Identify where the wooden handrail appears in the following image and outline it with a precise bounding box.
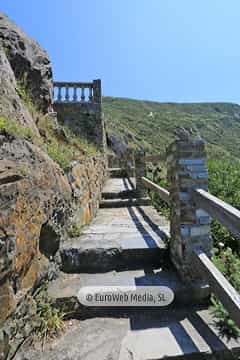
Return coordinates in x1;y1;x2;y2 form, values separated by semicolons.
193;188;240;240
141;177;170;204
193;249;240;328
140;161;240;328
145;154;166;163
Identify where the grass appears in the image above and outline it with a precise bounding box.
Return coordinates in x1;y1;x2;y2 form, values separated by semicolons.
110;97;240;339
37;301;65;344
34;284;65;346
0;111;98;172
0;116;37;142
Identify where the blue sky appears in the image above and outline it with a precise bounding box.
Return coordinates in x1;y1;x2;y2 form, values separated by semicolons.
1;0;240;103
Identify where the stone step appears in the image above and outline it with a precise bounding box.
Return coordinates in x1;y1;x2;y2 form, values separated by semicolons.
100;197;151;208
108;167;135;178
102;189;137;200
61;206;170;273
116;309;240;359
61;244;168;273
102;177;135;193
17;308;240;359
48;269;210;319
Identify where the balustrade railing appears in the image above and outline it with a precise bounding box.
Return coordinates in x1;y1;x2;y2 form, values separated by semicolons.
53;79;101;104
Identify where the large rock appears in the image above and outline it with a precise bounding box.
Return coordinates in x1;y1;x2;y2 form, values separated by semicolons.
0;135;72;326
0;12;53;113
0;48;40;135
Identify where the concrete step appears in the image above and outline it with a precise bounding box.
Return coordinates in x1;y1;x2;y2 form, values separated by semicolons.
102;189;137;200
18;309;240;359
48;269;210;319
61;244;168;273
108;167;135;178
61;206;170;273
100;197;151;208
102;177;135;193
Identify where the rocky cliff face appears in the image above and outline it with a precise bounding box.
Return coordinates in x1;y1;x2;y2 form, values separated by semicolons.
0;13;106;358
0;48;40;134
0;12;53;113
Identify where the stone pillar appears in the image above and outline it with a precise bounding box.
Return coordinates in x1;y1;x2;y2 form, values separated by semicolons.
135;149;147;197
167;137;211;282
93;79;102;104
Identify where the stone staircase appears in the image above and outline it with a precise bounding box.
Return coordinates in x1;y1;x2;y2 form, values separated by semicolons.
43;176;240;360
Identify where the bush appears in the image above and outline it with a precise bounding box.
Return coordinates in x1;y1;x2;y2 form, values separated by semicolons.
67;223;82;238
147;165;170;219
208;159;240;253
45;136;75;172
211;247;240;338
0;116;36;141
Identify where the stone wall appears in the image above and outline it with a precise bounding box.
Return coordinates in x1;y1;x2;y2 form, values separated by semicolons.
0;147;106;328
0;153;107;359
67;154;107;228
54;102;106;151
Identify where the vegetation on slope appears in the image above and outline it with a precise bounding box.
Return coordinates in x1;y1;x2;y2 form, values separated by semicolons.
103;97;240;161
2;83;98;172
104;96;240;338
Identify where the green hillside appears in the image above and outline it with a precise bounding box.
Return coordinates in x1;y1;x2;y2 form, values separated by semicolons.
103;97;240;161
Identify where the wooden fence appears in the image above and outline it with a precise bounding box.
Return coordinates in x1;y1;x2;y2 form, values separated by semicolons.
139;153;240;328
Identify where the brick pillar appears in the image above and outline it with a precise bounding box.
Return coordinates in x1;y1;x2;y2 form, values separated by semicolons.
135;150;147;197
167;137;211;282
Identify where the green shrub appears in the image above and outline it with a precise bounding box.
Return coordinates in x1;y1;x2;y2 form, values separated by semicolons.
45;137;75;172
63;126;98;157
211;247;240;339
34;285;65;345
0;116;36;141
37;301;65;344
67;222;82;238
211;297;240;339
208;159;240;253
147;165;170;219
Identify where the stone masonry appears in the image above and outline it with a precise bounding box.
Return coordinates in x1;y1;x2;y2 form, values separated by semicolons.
167;137;211;282
53;80;106;152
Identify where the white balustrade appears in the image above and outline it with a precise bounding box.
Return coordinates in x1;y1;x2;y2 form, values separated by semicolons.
53;80;101;103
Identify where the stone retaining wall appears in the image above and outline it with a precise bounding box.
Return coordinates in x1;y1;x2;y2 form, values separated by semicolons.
68;154;107;228
54;102;106;152
0;151;107;359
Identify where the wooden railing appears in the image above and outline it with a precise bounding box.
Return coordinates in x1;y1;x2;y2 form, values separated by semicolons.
141;177;170;204
140;169;240;328
193;188;240;241
53;79;101;103
193;249;240;327
144;154;165;163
